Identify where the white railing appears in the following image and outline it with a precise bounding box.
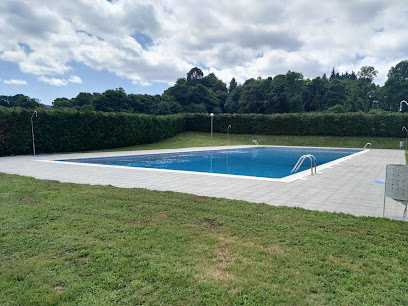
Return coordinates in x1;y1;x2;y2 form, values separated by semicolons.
291;154;317;175
363;143;372;151
251;140;259;146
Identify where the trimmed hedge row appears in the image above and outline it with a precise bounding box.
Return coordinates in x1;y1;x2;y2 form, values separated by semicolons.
186;112;408;137
0;108;186;156
1;109;407;156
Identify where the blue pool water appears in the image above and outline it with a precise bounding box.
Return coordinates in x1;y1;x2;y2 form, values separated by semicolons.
62;147;360;179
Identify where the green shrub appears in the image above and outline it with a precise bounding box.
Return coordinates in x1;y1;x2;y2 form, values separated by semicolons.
186;112;408;137
1;109;407;156
0;108;186;156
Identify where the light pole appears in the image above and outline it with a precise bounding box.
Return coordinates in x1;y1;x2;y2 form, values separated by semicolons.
403;126;408;152
400;100;408;112
31;111;37;156
210;113;214;141
227;125;231;145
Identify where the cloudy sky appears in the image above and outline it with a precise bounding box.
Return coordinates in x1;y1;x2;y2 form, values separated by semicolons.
0;0;407;105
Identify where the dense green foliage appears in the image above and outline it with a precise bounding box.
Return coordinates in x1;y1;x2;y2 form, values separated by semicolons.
49;61;408;115
0;94;44;109
0;108;185;156
186;112;408;137
1;106;407;156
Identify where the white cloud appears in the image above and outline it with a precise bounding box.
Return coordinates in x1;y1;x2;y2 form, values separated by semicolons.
39;75;82;86
68;75;82;84
3;79;28;85
1;0;408;87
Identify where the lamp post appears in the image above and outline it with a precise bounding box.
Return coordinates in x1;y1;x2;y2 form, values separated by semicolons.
400;100;408;112
403;126;408;152
227;125;231;145
210;113;214;141
31;111;37;156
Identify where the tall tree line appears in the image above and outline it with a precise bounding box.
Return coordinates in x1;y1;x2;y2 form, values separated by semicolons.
0;94;43;109
46;59;408;114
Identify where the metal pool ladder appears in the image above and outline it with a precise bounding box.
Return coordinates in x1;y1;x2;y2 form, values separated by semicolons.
363;143;372;150
251;140;259;146
291;154;317;175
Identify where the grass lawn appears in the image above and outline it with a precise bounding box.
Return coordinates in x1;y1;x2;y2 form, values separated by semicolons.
94;131;405;152
1;133;408;304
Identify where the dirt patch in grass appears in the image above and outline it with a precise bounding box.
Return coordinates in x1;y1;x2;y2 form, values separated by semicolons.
201;218;220;228
54;286;65;294
208;236;233;281
19;196;41;205
155;213;168;219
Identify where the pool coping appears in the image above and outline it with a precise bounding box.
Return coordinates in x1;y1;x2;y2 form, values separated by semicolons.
0;146;406;221
37;145;369;183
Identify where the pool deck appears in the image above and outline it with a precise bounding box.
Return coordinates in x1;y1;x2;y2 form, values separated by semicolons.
1;146;406;221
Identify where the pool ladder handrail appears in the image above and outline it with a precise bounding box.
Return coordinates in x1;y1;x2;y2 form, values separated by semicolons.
291;154;317;175
251;140;259;146
363;143;372;151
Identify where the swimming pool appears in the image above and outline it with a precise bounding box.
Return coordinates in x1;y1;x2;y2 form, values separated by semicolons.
61;146;361;179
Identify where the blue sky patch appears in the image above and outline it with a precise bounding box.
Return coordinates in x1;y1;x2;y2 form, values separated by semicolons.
131;33;154;50
18;42;33;54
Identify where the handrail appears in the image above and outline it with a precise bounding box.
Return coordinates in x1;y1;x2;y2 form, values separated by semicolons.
291;154;317;175
363;143;372;151
251;140;259;146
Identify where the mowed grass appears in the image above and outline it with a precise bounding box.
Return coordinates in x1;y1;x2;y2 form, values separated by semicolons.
1;174;408;305
94;131;404;152
1;133;408;304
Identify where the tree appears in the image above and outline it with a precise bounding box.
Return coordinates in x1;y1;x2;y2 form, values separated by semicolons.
100;89;130;112
284;71;305;112
73;92;93;107
92;94;111;112
387;60;408;82
224;85;242;113
188;84;221;113
304;76;328;112
200;73;217;90
344;83;365;112
237;78;266;113
128;94;157;114
355;67;378;111
330;67;337;80
162;78;189;106
383;60;408;110
53;97;72;108
12;94;42;108
229;77;237;92
186;67;204;86
357;66;378;82
215;79;228;93
323;79;346;109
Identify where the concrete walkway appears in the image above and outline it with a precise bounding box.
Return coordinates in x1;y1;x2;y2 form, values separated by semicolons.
0;146;406;221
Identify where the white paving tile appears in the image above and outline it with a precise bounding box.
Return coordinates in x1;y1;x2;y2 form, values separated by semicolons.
0;147;406;221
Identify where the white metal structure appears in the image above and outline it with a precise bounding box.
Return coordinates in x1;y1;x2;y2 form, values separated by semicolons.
251;140;259;146
383;164;408;220
399;100;408;112
227;125;231;145
291;154;317;175
31;111;37;156
363;142;372;151
402;126;408;151
210;113;214;141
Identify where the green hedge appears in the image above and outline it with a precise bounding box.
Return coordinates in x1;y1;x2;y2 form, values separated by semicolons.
1;109;407;156
0;108;186;156
186;112;408;137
